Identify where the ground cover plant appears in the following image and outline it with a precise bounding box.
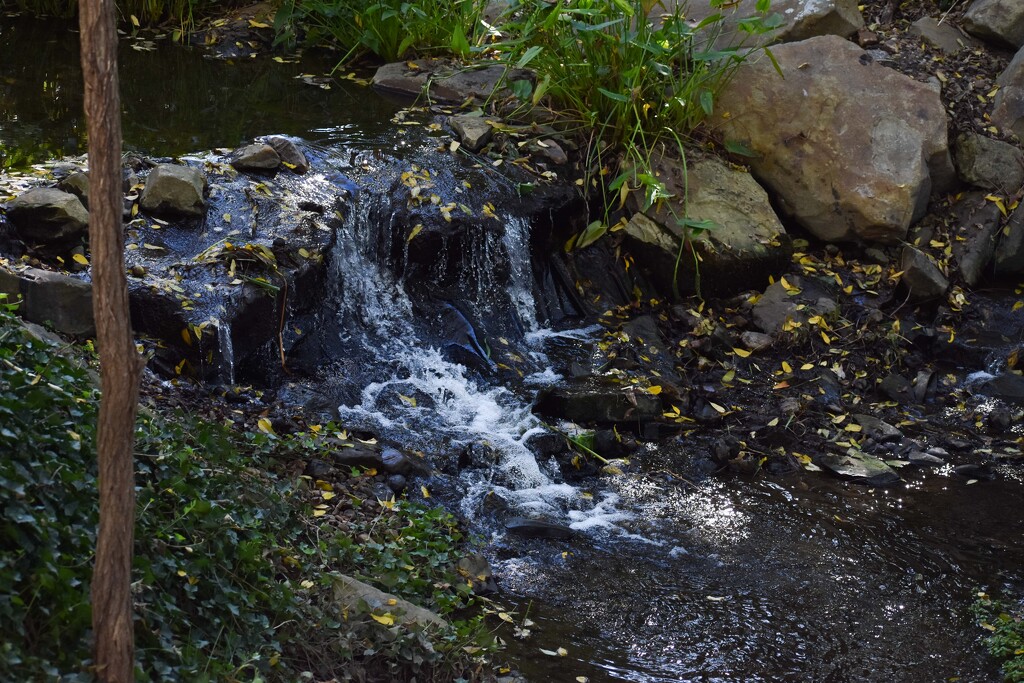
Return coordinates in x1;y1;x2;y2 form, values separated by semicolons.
974;591;1024;682
0;297;495;681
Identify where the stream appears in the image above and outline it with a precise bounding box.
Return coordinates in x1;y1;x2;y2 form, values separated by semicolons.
2;18;1023;682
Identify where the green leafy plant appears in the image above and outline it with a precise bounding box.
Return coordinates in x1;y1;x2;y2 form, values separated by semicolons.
274;0;487;63
0;298;495;681
974;590;1024;682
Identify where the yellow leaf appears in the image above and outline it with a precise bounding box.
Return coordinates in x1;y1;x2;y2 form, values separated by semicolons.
180;328;192;346
821;331;831;344
767;417;779;426
371;613;395;626
800;363;814;370
248;19;272;28
420;485;430;498
72;253;89;265
781;361;792;373
322;491;336;500
315;480;333;491
844;423;862;432
257;417;276;435
732;347;751;358
378;496;395;510
722;369;735;384
223;212;231;223
647;385;663;395
398;394;417;407
130;14;140;26
709;402;726;414
407;224;423;242
498;612;514;623
312;509;327;517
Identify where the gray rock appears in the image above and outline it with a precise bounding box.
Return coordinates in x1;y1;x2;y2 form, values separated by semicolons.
266;136;309;174
852;414;902;441
962;0;1024;49
879;373;914;403
533;379;663;424
332;574;449;629
449;114;493;152
330;443;384;470
529;138;568;165
506;517;573;539
0;266;94;336
230;143;281;172
740;330;774;351
387;474;407;493
373;60;531;104
819;449;901;486
950;191;1002;286
381;447;431;476
5;188;89;245
751;274;839;337
909;16;984;54
58;171;91;209
676;0;863;48
980;372;1024;403
993;46;1024;139
908;450;945;466
717;35;955;244
994;203;1024;275
140;164;206;218
623;154;790;296
900;247;948;301
953;133;1024;192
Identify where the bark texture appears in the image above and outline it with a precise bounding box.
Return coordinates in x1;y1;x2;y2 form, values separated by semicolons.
79;1;145;681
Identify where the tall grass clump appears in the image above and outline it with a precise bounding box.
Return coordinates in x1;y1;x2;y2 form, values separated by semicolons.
274;0;488;62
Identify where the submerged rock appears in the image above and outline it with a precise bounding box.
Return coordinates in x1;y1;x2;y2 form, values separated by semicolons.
717;35;954;244
819;450;901;486
266;136;309;174
4;188;89;245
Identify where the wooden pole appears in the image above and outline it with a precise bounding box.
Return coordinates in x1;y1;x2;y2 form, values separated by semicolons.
79;2;145;680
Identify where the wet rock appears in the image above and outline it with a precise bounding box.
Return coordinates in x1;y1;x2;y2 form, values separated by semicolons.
332;574;449;629
230;143;281;172
899;247;948;302
962;0;1024;49
506;517;573;540
950;191;1002;286
953;133;1024;193
953;463;998;480
994;202;1024;276
717;35;955;244
4;188;89;245
593;428;638;459
533;379;663;424
387;474;407;493
909;17;983;54
992;47;1024;139
679;0;862;47
907;450;945;466
528;138;568;165
449;114;492;152
381;447;431;476
0;266;94;336
457;552;498;595
623;154;790;296
740;330;774;352
140;163;206;218
266;136;309;174
58;171;90;209
330;443;385;470
980;372;1024;404
852;414;902;442
819;449;901;486
751;274;839;337
373;59;531;104
878;373;914;403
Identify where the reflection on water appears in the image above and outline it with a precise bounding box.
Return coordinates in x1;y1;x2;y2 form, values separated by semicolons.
0;17;398;169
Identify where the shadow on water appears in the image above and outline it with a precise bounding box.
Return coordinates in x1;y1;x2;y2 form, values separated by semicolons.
0;16;398;169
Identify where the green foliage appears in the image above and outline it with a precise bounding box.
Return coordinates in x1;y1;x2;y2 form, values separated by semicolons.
274;0;487;63
0;299;493;681
973;591;1024;682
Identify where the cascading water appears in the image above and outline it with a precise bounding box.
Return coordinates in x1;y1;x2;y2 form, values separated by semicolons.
327;190;623;526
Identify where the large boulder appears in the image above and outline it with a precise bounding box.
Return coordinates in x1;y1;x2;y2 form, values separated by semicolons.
0;266;94;336
140;164;206;218
4;188;89;245
952;132;1024;192
623;154;790;295
992;47;1024;139
962;0;1024;49
674;0;863;47
716;35;955;244
950;192;1001;286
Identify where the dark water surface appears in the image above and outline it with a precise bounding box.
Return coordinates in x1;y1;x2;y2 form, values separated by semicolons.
0;16;397;169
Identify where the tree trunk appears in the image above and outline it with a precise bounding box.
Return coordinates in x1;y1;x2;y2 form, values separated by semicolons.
79;1;145;681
